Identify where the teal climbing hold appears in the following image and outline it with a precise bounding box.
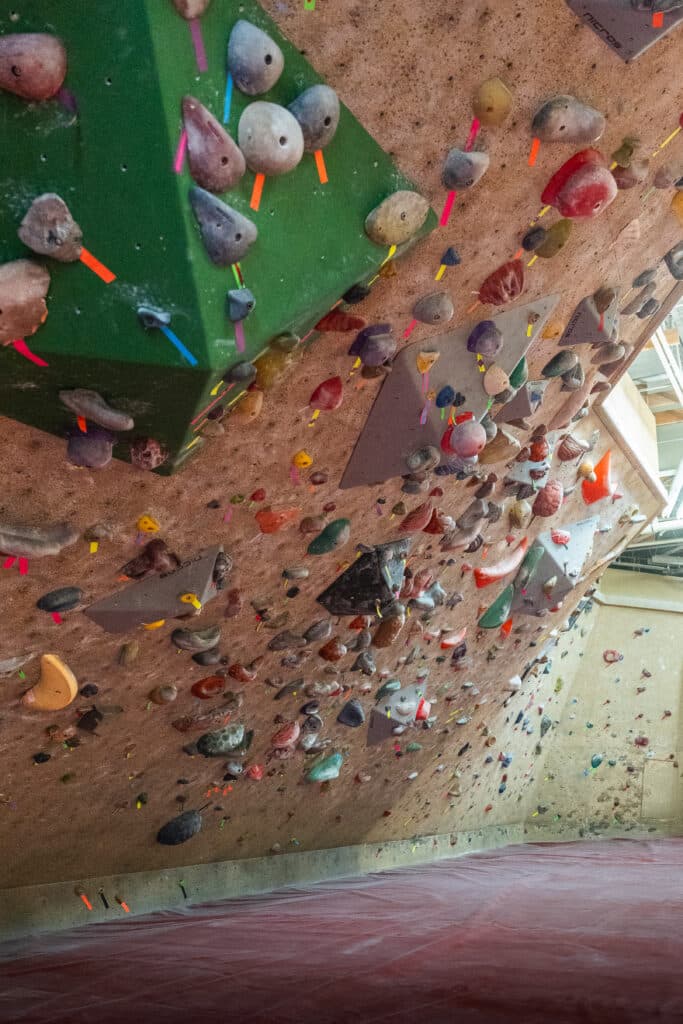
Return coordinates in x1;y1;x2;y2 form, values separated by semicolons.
306;752;343;782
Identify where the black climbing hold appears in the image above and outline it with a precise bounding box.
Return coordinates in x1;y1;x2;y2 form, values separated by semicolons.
343;283;371;304
317;539;410;615
337;698;365;727
36;586;83;613
33;751;51;764
79;683;99;697
156;809;203;846
521;226;547;252
77;707;103;733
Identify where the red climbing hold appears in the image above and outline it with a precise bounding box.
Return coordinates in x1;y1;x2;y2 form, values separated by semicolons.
315;310;366;332
191;676;226;699
541;149;617;219
309;375;343;411
478;259;525;305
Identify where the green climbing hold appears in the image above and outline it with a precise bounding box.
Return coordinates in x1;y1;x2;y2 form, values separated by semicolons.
508;357;528;391
406;742;422;752
535;219;572;259
514;543;545;590
375;679;401;701
307;518;351;555
591;754;603;769
306;752;343;782
478;583;514;629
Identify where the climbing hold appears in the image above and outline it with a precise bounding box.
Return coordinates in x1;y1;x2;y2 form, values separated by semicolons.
557;433;590;461
373;605;405;647
441;246;461;266
654;164;676;189
637;299;661;319
156;809;202;846
442;149;489;190
21;654;78;711
232;389;263;423
467;320;503;358
226;287;256;322
171;625;221;652
66;428;114;469
306;752;343;782
227;20;284;96
197;724;246;756
189;187;257;265
664;242;683;281
435;387;456;409
542;350;578;378
672;192;683;226
590;754;603;769
59;390;134;432
130;438;168;470
541;149;617;219
561;362;585;391
448;418;487;458
472;77;513;126
224;360;257;385
612;158;649;190
532;480;564;517
0;520;78;558
483;364;510;396
0;259;50;345
18;194;82;262
238;102;304;175
182;96;246;192
632;268;657;289
531;96;605;144
406;446;441;472
191;676;225;699
337;698;365;727
535;219;572;259
300;515;326;534
0;33;67;101
593;343;625;367
150;684;178;704
508;499;532;529
349;324;396;366
413;291;454;325
578;459;596;481
307;518;351;555
292;449;312;470
319;637;347;661
582;450;612;504
36;587;83;613
289;84;340;151
364;191;430;247
416;351;440;374
399;500;434;532
478;260;525;305
309;376;343;410
478;584;514;629
119;539;179;580
304;620;332;643
521;226;547;252
603;649;622;664
173;0;211;16
474;538;529;588
316;310;366;332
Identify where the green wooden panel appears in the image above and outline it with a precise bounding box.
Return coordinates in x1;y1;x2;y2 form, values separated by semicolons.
0;0;436;472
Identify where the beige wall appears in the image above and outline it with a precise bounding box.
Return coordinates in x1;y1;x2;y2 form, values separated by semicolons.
529;569;683;836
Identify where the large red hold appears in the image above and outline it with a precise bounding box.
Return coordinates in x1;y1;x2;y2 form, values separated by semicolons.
541;149;617;219
532;480;564;518
309;376;343;410
478;260;525;305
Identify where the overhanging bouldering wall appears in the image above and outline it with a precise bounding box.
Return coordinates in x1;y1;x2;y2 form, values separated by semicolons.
0;0;680;894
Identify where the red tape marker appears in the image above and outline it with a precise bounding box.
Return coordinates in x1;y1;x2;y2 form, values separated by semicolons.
12;338;49;367
439;190;457;227
80;247;116;284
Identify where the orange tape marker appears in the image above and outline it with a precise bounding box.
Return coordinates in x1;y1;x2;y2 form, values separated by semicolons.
314;149;328;184
79;247;116;284
250;173;265;211
528;137;541;167
652;11;664;27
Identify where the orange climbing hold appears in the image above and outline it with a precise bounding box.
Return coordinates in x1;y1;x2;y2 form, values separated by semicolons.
255;506;301;533
582;450;612;504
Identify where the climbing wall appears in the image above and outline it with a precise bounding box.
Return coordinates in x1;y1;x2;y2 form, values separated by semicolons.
0;0;680;891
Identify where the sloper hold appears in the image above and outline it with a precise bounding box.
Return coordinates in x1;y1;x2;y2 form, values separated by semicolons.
0;259;50;344
18;194;83;262
442;149;490;190
531;95;605;144
227;20;284;96
182;96;246;192
317;539;410;615
59;390;134;431
365;191;430;247
664;242;683;281
289;84;340;151
341;295;559;489
238;102;304;175
21;654;78;711
84;546;225;633
541;149;617;219
0;521;78;558
189;187;257;265
0;33;67;100
156;809;202;845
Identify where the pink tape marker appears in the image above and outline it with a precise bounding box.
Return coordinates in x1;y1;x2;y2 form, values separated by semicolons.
234;321;246;353
12;339;49;367
51;612;63;625
18;558;28;576
174;129;188;174
403;319;418;340
3;557;16;570
464;117;481;152
189;19;208;73
439;191;456;227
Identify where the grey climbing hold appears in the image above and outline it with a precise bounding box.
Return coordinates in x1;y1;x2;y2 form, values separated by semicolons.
189;187;257;266
337;698;365;727
59;389;134;431
172;625;221;652
364;191;430;247
238;102;304;175
413;291;454;325
442;149;489;190
156;809;202;846
66;428;115;469
196;723;246;756
592;342;625;366
18;194;82;262
182;95;246;192
622;283;656;315
36;587;83;613
226;287;255;322
405;445;441;473
632;268;656;288
542;349;578;378
0;521;79;558
531;95;605;144
349;324;396;366
223;360;257;385
637;298;661;319
227;20;284;96
268;630;306;651
561;361;585;391
664;242;683;281
304;620;332;643
137;305;171;330
289;84;340;151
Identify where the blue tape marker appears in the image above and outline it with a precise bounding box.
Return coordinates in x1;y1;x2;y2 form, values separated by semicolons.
223;73;233;125
160;325;198;367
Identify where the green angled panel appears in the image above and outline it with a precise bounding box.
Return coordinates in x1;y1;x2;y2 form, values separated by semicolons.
0;0;436;473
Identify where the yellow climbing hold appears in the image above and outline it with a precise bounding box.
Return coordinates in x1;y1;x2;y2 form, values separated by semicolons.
136;514;160;534
180;592;202;611
142;619;166;630
292;449;313;470
21;654;78;711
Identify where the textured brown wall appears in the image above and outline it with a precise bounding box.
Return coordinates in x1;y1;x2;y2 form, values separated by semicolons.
1;0;680;888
